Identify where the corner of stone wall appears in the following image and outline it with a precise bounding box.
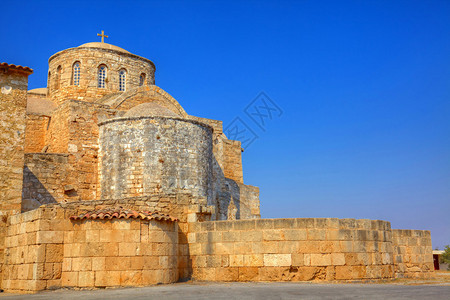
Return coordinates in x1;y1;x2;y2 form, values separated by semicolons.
391;229;434;278
2;205;66;292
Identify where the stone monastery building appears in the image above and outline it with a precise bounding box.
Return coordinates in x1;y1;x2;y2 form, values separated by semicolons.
0;37;434;292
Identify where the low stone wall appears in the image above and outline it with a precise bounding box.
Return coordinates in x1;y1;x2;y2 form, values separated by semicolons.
392;229;434;278
188;218;394;282
62;218;178;288
2;208;64;292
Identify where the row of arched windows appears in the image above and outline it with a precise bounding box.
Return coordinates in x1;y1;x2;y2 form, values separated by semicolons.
52;63;147;91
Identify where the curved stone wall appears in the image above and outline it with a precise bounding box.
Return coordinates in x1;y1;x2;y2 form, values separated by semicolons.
188;218;396;281
61;218;178;287
98;117;213;202
48;47;155;104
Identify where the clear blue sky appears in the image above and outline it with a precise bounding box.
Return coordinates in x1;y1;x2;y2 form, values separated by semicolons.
2;0;449;248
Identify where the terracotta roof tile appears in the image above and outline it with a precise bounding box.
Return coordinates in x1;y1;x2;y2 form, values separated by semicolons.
0;62;33;73
70;209;178;222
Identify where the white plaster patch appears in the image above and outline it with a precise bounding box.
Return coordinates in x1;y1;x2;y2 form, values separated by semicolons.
1;86;12;94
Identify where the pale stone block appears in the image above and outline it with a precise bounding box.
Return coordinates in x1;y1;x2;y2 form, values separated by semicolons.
62;258;72;272
331;253;345;266
123;230;140;243
310;253;332;266
308;229;327;241
61;271;78;286
188;243;201;256
215;242;234;255
222;231;240;242
263;254;291;267
234;220;256;230
95;270;121;286
279;241;298;253
119;243;138;256
251;242;264;254
304;253;311;266
262;241;279;254
187;213;197;223
263;229;283;241
292;253;304;266
283;229;307;241
78;271;94;287
85;230;100;242
187;233;196;243
71;257;92;271
92;257;105;271
273;219;295;229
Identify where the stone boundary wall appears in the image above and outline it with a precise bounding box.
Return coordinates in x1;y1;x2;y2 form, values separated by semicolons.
62;218;178;288
2;208;64;292
188;218;395;282
392;229;434;278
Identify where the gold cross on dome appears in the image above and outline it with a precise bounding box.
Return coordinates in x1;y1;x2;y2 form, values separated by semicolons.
97;30;109;43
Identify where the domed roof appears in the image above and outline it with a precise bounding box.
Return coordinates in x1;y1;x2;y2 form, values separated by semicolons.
28;87;47;95
78;42;130;54
124;102;179;118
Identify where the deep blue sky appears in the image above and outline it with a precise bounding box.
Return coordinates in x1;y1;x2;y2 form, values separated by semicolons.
2;0;449;248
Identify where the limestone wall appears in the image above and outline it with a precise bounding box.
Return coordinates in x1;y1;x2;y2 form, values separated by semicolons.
62;218;178;288
24;115;49;153
22;153;71;212
99;117;213;202
48;47;155;105
45;100;118;201
222;139;243;184
2;207;65;292
0;67;31;214
188;218;395;282
392;229;434;278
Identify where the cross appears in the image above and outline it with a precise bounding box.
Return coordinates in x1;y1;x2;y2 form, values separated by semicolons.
97;30;109;43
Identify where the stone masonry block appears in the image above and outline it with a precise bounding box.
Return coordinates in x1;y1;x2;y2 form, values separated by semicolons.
36;231;63;244
264;254;292;267
310;254;331;266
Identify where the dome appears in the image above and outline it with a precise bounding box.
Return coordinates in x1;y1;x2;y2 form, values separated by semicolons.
28;87;47;95
78;42;130;54
124;102;179;118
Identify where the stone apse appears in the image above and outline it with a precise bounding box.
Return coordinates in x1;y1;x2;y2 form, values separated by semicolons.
0;39;434;293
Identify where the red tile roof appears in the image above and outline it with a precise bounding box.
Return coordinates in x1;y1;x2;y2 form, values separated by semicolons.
0;62;33;74
69;209;178;222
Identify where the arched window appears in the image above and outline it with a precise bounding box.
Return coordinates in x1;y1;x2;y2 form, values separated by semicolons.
139;73;146;86
72;62;80;86
98;65;107;88
55;66;62;89
119;69;127;91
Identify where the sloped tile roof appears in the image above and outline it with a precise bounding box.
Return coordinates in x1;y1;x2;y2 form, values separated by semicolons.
0;62;33;73
69;209;178;222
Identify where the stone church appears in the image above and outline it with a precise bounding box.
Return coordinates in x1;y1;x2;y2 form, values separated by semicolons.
0;36;434;293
